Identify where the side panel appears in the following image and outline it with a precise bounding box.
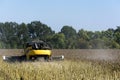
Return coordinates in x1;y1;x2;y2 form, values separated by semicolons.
28;50;52;56
26;50;52;60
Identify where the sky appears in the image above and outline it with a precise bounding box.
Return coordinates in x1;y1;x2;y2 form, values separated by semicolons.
0;0;120;32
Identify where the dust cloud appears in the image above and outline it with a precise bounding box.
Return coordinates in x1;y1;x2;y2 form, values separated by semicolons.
86;50;118;61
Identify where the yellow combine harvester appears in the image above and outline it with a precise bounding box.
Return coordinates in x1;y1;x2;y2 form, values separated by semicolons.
2;40;64;62
24;40;52;61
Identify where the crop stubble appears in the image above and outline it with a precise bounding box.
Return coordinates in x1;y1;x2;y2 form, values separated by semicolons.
0;49;120;80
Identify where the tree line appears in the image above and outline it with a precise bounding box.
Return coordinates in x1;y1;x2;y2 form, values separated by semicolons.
0;21;120;49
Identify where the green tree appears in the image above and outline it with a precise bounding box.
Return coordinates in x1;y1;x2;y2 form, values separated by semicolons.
51;33;65;49
27;21;55;41
60;26;77;49
76;39;89;49
90;38;106;49
114;26;120;45
0;22;19;48
77;29;90;41
16;23;29;48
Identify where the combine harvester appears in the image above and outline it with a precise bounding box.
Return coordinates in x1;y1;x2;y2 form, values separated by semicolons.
2;40;64;62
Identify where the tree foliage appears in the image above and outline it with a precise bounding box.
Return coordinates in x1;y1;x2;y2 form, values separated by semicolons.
0;21;120;49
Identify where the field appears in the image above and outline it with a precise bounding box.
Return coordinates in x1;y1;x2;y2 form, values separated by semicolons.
0;49;120;80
